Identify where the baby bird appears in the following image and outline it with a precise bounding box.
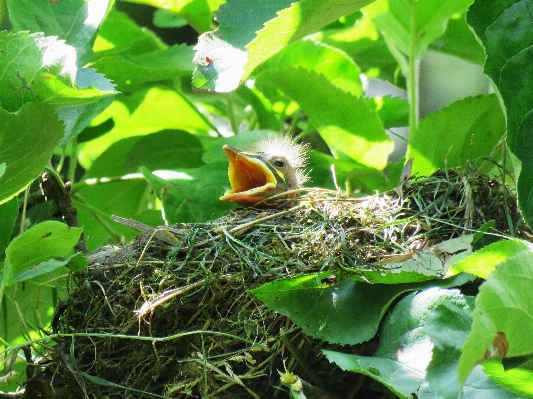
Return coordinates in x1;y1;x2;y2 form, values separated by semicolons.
220;136;309;207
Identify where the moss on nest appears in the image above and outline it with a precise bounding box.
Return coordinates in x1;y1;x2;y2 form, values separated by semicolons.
45;169;523;398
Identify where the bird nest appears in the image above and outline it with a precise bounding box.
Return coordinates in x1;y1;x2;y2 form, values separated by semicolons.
44;169;522;399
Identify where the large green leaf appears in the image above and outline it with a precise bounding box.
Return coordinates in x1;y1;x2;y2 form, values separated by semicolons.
407;94;505;175
4;221;82;273
363;0;473;59
0;31;115;112
467;0;533;228
78;87;214;167
458;247;533;383
251;274;473;345
256;68;393;169
259;38;363;96
421;299;473;398
0;221;82;299
374;288;470;363
5;3;116;144
0;102;64;204
192;0;374;92
7;0;113;65
325;289;515;398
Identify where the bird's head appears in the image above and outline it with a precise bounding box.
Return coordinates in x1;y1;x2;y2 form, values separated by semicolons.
220;136;309;207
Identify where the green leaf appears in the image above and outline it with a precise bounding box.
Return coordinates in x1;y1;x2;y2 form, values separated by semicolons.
92;9;166;56
448;239;529;279
251;274;473;345
252;276;393;345
419;298;517;398
429;13;486;65
467;0;533;228
421;299;473;398
0;198;18;255
375;288;470;364
1;221;82;298
256;68;393;169
75;180;159;251
90;44;195;92
84;130;205;177
78;87;214;166
314;16;401;85
141;163;233;224
78;132;186;249
4;221;82;273
66;252;88;272
325;289;511;399
370;95;409;129
0;102;64;204
407;94;505;175
260;38;363;97
348;250;448;284
153;9;188;29
12;252;86;283
483;357;533;398
324;351;424;399
363;0;473;59
6;0;113;65
192;0;374;92
458;247;533;383
58;68;117;145
0;31;115;112
1;267;70;345
123;0;217;32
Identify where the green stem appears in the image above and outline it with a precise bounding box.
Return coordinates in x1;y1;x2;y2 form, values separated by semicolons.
68;139;78;184
408;0;420;136
227;93;239;134
19;186;29;235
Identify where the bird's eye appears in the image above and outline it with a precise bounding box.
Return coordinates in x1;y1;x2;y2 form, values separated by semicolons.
273;159;285;168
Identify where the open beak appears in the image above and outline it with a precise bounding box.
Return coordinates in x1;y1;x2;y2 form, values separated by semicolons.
220;145;278;206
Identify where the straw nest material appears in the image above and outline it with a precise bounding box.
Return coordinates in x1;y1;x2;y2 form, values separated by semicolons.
44;169;522;399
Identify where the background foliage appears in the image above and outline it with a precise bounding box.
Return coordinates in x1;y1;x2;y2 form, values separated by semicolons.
0;0;532;397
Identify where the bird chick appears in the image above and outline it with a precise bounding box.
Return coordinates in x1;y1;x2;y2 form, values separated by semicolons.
220;136;309;207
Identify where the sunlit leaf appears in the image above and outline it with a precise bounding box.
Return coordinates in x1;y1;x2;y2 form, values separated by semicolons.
2;221;82;289
468;0;533;228
458;247;533;383
363;0;473;58
407;94;505;176
192;0;373;92
7;0;112;64
256;68;393;169
0;102;64;204
0;32;115;112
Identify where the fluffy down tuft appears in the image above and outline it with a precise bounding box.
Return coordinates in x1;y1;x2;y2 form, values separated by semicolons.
252;135;310;186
